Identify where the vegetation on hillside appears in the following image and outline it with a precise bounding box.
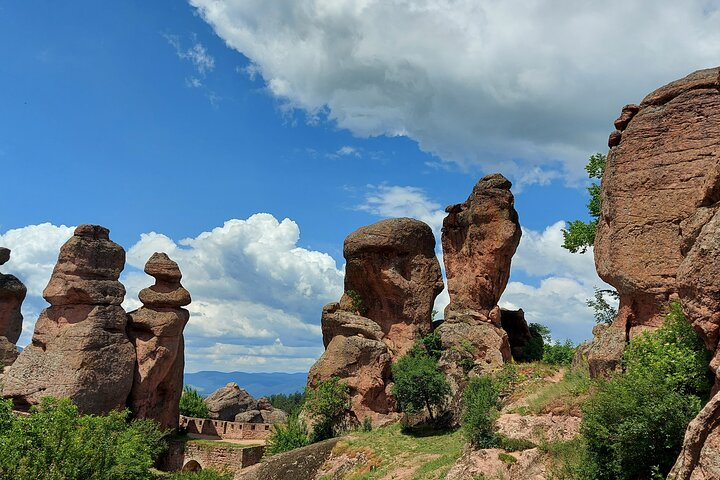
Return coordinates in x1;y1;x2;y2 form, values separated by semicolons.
304;376;351;442
268;391;305;416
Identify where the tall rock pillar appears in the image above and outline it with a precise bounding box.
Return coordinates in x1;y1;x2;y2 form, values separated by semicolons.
0;248;26;367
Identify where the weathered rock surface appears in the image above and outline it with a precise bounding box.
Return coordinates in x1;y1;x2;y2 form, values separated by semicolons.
340;217;443;356
573;324;625;378
127;252;190;431
496;413;581;444
591;67;720;478
438;174;519;382
205;382;258;421
0;248;25;367
442;173;521;319
2;225;135;414
308;335;393;424
237;438;340;480
308;217;443;424
446;447;546;480
500;308;531;361
595;67;720;338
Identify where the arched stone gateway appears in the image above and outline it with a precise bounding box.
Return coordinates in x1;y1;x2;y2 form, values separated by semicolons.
182;460;202;472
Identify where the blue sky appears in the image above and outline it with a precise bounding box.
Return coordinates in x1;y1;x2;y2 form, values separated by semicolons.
1;1;718;373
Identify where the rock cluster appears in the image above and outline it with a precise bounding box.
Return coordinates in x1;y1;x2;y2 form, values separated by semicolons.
205;382;287;424
309;218;443;424
2;225;136;413
0;248;25;367
127;253;191;431
437;174;520;371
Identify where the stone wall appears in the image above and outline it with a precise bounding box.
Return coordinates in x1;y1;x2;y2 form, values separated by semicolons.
162;440;264;478
179;415;274;441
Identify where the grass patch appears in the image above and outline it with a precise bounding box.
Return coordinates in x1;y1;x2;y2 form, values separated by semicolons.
510;367;593;416
498;452;517;465
173;434;263;449
337;423;464;480
496;434;536;452
538;437;587;480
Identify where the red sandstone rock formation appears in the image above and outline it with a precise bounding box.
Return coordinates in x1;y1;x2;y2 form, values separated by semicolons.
500;308;531;361
437;174;520;371
308;217;443;424
1;225;135;414
339;218;444;357
127;252;190;431
0;248;25;367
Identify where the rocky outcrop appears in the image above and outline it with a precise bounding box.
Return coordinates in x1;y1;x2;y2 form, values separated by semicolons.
591;67;720;478
339;218;444;356
206;382;258;421
0;248;25;367
308;218;443;424
595;67;720;338
572;324;625;377
438;174;519;377
127;253;190;430
2;225;135;414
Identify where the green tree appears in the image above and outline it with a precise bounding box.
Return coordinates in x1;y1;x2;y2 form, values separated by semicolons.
266;414;309;455
586;288;619;325
179;386;209;418
520;323;549;362
391;350;450;422
268;392;305;417
0;397;165;480
462;376;500;448
304;377;350;442
579;303;710;479
562;153;606;254
542;340;576;366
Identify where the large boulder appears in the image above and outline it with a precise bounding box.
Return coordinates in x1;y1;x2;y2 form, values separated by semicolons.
439;174;519;373
442;174;521;319
205;382;258;420
339;217;443;356
595;67;720;338
127;253;190;431
2;225;135;414
0;248;25;367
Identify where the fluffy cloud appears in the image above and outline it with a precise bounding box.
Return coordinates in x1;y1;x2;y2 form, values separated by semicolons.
358;185;446;236
1;215;343;372
190;0;720;184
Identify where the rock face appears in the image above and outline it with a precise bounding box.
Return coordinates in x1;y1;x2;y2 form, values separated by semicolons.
438;174;519;376
591;67;720;479
595;67;720;338
2;225;136;413
0;248;25;367
127;253;190;431
206;383;258;421
340;218;444;356
442;174;521;319
308;218;443;424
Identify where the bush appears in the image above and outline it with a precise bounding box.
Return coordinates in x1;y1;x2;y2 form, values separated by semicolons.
522;323;549;362
268;392;305;416
266;414;309;455
462;376;499;448
0;397;166;480
304;377;350;442
391;350;451;422
421;330;443;360
579;303;710;479
542;340;576;366
179;386;209;418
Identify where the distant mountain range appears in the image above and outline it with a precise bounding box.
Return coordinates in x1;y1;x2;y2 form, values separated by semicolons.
184;371;308;398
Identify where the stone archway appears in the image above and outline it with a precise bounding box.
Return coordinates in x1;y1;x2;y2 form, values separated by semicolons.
182;460;202;472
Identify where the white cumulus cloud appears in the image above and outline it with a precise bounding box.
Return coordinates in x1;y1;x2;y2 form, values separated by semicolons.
189;0;720;184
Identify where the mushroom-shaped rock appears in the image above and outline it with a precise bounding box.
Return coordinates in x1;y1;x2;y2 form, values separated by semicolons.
205;382;258;421
340;217;444;357
127;252;191;431
2;225;135;414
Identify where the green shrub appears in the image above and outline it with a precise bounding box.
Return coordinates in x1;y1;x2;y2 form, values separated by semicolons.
391;350;451;422
462;376;499;448
542;340;576;366
304;377;350;442
522;323;549;361
497;434;536;452
179;386;209;418
346;289;367;315
266;414;309;455
492;363;522;397
579;303;710;479
421;330;443;360
0;397;166;480
498;452;517;465
361;417;372;432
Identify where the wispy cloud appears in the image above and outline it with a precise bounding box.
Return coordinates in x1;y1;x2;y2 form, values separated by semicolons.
164;33;215;76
